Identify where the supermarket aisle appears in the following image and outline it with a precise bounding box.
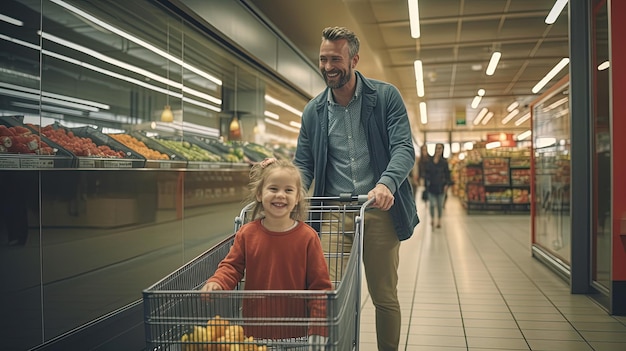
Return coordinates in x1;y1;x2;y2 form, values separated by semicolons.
358;195;626;351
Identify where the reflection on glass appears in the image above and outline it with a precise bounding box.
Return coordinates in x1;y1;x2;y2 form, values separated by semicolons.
532;82;571;264
591;0;610;290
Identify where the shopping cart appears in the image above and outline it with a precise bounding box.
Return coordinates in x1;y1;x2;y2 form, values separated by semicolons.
143;194;372;350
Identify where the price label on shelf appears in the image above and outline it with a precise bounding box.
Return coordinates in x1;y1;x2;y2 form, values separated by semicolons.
20;158;54;168
0;157;20;168
103;160;133;168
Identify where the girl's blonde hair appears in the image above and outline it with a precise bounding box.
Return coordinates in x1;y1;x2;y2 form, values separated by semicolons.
245;158;309;221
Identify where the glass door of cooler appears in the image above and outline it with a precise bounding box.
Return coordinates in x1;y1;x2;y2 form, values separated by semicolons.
531;78;571;266
591;0;611;292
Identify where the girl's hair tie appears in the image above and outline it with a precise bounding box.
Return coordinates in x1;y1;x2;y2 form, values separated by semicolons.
259;157;277;168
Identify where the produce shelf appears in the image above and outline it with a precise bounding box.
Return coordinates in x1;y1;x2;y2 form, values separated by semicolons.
0;116;76;168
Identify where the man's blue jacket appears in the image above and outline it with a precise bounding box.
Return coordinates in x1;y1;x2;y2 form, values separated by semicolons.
294;71;419;241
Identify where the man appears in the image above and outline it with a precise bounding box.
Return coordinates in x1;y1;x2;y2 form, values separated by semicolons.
294;26;419;351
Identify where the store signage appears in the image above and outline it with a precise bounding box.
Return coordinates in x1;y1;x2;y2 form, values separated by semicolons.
487;133;516;147
455;108;466;126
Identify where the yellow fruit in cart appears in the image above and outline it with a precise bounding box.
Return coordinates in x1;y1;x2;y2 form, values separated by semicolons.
215;336;230;351
207;315;230;339
225;325;245;341
256;346;267;351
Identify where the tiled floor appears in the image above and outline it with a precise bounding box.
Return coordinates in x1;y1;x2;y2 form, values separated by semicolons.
357;196;626;351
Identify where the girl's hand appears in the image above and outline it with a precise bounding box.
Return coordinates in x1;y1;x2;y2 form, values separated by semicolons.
201;281;223;292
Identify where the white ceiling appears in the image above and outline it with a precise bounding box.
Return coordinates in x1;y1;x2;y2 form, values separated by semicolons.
245;0;570;143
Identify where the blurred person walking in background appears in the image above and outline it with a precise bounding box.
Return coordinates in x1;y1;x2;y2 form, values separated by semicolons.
424;143;451;229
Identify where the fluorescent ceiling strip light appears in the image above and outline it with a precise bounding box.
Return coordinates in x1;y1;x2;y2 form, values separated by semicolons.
12;101;84;116
264;118;300;133
543;97;568;111
516;130;532;141
473;107;488;125
0;67;40;81
485;52;501;76
50;0;222;86
0;14;23;26
481;111;494;125
43;91;110;110
407;0;421;38
419;102;427;124
180;121;220;137
416;80;425;98
414;60;424;97
289;121;301;128
598;61;610;71
264;95;302;116
501;109;519;125
1;33;221;113
506;101;519;112
545;0;568;24
536;137;557;148
0;33;39;50
41;32;221;105
470;96;482;109
0;82;107;110
554;108;569;118
515;112;531;126
181;96;221;112
0;86;98;112
44;49;221;112
485;141;501;149
264;111;279;120
532;58;569;93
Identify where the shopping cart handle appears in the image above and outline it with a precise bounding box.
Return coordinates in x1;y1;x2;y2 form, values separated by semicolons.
338;193;369;204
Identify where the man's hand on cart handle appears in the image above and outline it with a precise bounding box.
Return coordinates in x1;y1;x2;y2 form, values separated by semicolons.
201;281;223;292
368;183;394;211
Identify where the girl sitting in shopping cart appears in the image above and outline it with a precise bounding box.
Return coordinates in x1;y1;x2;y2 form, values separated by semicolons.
201;157;332;346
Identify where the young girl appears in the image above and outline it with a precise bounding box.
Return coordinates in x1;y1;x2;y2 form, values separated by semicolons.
201;158;331;341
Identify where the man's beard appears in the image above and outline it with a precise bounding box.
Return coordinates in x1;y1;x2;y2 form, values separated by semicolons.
323;67;352;89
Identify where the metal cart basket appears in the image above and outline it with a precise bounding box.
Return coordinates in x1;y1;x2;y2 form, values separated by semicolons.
143;195;372;350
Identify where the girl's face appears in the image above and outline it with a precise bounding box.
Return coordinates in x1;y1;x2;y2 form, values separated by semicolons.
256;168;300;220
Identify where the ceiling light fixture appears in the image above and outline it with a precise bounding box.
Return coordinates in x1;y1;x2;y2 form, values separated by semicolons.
514;112;531;126
545;0;568;25
264;118;300;133
50;0;222;86
419;102;427;124
598;61;610;71
264;95;302;116
473;108;488;125
40;32;222;105
414;60;425;97
531;58;569;93
0;14;24;26
485;52;501;76
506;101;519;112
485;141;501;150
516;130;532;141
477;89;485;96
481;111;494;125
501;109;519;125
471;96;482;109
264;111;279;120
407;0;421;38
1;33;222;113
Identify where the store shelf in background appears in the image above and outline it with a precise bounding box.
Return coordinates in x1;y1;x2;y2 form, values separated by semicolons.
124;131;188;169
0;115;77;168
70;127;146;168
